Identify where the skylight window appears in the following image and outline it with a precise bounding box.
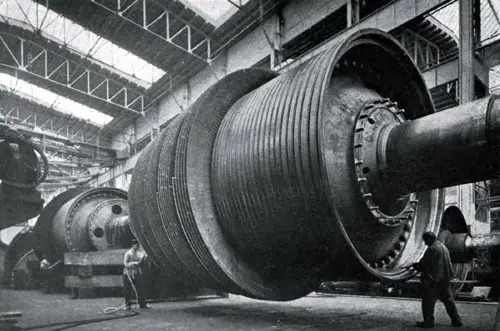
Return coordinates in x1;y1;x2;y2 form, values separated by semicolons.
0;0;166;87
180;0;250;27
431;2;459;36
0;73;113;126
430;1;500;95
431;0;500;44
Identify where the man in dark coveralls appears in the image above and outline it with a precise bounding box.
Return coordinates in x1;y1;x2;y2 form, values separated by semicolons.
412;231;463;328
123;238;150;309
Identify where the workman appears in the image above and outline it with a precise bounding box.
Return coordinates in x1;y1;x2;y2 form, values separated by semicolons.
123;238;150;309
412;231;462;328
39;255;52;293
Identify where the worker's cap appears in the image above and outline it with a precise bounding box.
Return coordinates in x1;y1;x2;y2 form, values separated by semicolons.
422;231;437;240
131;238;139;244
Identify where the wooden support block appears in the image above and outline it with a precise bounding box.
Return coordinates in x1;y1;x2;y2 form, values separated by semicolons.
65;275;123;288
0;312;22;318
64;249;127;266
494;295;500;331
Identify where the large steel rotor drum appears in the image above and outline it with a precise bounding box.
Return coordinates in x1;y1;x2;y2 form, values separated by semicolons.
35;187;130;261
129;29;445;301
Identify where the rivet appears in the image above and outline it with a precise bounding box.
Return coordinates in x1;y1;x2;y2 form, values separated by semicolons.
400;231;410;241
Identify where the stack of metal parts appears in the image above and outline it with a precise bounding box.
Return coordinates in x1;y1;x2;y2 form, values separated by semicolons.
129;29;500;301
0;124;48;229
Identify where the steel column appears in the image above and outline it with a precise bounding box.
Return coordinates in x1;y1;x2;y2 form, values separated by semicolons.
453;0;476;224
460;0;475;104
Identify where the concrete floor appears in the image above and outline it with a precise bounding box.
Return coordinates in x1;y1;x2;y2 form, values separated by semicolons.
0;290;497;331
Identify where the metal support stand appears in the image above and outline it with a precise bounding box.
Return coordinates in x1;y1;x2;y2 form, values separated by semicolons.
494;295;500;331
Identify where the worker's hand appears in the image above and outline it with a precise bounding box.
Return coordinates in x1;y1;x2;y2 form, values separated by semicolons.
408;262;421;271
403;263;414;270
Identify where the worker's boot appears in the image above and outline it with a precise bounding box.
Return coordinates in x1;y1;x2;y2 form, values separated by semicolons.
415;321;434;328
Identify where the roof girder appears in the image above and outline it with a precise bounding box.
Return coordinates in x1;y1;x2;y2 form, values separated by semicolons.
0;92;116;150
0;30;146;115
89;0;212;63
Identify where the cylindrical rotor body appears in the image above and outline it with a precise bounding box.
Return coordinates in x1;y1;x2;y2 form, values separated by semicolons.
385;97;500;196
129;28;500;301
35;188;131;261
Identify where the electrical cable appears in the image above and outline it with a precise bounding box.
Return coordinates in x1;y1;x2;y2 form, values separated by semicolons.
103;272;140;314
18;265;142;331
19;310;139;331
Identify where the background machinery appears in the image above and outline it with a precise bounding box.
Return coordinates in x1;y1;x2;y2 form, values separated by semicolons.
129;28;500;301
32;187;132;297
0;122;48;289
0;123;47;230
3;186;216;300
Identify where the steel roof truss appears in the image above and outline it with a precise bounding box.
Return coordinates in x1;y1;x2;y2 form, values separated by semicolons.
0;33;144;114
1;108;100;147
90;0;211;62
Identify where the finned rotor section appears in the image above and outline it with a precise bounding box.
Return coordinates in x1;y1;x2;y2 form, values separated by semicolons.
129;29;500;301
129;29;448;301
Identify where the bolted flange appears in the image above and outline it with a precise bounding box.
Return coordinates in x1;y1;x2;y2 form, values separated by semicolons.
353;98;418;228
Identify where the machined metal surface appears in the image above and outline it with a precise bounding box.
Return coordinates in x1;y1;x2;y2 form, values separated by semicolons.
465;233;500;249
129;28;500;301
35;188;130;261
437;206;470;289
87;199;131;250
385;97;500;195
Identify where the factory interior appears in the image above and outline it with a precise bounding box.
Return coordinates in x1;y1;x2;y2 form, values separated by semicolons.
1;0;500;330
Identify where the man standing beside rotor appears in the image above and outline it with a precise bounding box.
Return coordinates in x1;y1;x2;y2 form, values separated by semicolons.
123;238;150;310
412;231;462;328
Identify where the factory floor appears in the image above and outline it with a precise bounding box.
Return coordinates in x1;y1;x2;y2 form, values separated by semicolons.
0;289;497;331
